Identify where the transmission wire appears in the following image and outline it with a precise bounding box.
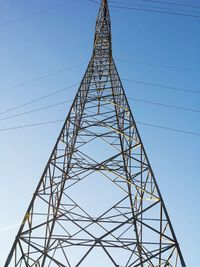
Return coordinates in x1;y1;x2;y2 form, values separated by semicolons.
88;0;200;18
109;4;200;18
0;100;73;121
122;78;200;95
130;0;200;9
116;58;200;72
129;97;200;113
0;118;199;136
0;94;199;123
110;0;200;14
0;83;79;116
0;0;78;27
0;62;86;94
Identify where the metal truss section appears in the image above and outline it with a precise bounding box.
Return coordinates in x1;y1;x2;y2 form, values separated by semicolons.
5;1;185;266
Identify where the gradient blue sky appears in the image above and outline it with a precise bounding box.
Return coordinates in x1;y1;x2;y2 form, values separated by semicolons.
0;0;199;266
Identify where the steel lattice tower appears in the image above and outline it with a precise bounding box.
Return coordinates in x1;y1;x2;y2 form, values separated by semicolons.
5;1;186;266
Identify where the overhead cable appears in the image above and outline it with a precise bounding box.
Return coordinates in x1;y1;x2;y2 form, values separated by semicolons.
0;0;77;27
122;78;200;95
109;4;200;19
0;83;79;116
0;95;199;123
0;118;199;136
0;100;73;121
0;62;85;94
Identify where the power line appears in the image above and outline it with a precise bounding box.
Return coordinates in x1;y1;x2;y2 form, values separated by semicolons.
135;0;200;9
1;58;198;97
111;0;200;10
0;120;65;131
108;2;200;18
88;0;100;4
89;0;200;18
0;62;85;94
129;97;200;113
116;58;200;72
109;0;200;14
0;100;73;121
0;94;199;123
0;118;199;136
0;0;77;27
0;81;199;122
122;78;200;95
137;121;200;136
0;83;79;116
1;74;198;114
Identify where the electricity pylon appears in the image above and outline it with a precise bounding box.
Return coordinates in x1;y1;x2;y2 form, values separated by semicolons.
5;1;186;266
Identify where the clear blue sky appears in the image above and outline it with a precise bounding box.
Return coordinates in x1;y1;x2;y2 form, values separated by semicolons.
0;0;199;266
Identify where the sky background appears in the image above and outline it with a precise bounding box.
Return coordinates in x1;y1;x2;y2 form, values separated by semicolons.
0;0;199;266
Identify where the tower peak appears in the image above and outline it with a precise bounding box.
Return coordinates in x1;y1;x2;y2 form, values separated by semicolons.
93;0;111;55
102;0;107;6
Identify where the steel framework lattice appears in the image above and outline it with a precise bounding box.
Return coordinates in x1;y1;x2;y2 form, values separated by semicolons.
5;1;186;266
